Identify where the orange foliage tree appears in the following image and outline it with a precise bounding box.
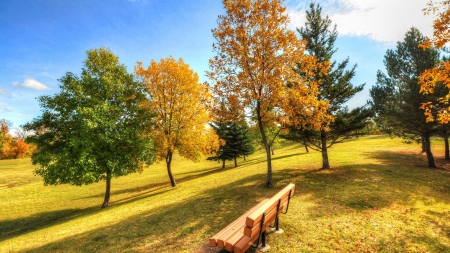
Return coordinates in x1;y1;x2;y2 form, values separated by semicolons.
0;119;13;159
208;0;330;186
0;119;31;159
135;57;219;187
11;139;30;158
419;0;450;123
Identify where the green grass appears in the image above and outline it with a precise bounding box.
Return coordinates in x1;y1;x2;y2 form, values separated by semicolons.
1;136;450;252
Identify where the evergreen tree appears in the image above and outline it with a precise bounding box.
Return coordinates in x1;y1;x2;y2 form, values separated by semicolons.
208;121;255;168
290;2;371;169
370;27;441;168
239;123;255;161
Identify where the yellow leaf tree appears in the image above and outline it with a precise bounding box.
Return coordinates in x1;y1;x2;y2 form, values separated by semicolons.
135;57;219;187
208;0;330;186
419;0;450;123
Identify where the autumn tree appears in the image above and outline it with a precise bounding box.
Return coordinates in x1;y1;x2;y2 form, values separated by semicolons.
419;1;450;123
421;0;450;49
287;2;371;169
135;57;219;187
10;139;29;158
0;119;12;151
0;119;13;159
24;48;155;208
370;27;440;168
208;0;329;186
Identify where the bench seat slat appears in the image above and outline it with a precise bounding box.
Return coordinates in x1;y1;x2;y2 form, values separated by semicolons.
233;232;259;253
209;199;269;247
245;183;295;228
224;227;247;252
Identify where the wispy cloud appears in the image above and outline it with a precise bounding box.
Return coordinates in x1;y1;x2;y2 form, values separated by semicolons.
13;78;51;91
0;105;9;112
40;72;57;79
0;87;7;94
287;0;434;44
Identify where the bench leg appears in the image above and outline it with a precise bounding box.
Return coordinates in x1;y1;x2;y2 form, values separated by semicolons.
257;231;270;252
269;216;284;234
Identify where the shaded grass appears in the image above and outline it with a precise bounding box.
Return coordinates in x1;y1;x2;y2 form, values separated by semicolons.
0;136;450;252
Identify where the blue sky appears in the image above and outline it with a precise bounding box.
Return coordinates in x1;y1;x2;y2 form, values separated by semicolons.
0;0;435;133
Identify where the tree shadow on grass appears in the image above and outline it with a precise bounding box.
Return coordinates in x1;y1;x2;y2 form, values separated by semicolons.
0;185;173;242
77;181;169;199
0;207;97;241
273;149;450;215
7;148;450;252
16;174;277;253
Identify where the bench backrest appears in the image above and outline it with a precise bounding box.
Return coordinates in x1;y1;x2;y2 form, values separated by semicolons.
233;183;295;253
209;198;269;248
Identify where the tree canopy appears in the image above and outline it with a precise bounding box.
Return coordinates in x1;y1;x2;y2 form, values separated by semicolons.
370;27;441;168
135;56;219;187
418;1;450;123
208;121;254;168
208;0;329;186
24;48;156;208
288;2;370;169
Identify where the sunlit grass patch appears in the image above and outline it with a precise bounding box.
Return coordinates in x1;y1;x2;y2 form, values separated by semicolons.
0;136;450;252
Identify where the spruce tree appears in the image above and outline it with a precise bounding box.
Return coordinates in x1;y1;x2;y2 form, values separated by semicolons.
208;121;255;168
290;3;371;169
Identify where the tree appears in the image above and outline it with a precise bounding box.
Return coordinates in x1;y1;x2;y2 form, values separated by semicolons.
370;27;440;168
10;139;29;158
420;0;450;49
0;119;11;152
15;127;32;141
24;48;155;208
208;0;329;186
288;3;371;169
135;57;219;187
419;1;450;123
208;121;254;168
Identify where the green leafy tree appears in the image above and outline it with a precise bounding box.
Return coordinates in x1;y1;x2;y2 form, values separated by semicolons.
24;48;155;208
370;27;441;168
291;2;370;169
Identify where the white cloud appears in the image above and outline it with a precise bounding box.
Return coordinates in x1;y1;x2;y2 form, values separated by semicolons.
13;78;51;91
287;0;435;44
41;72;57;79
0;87;7;94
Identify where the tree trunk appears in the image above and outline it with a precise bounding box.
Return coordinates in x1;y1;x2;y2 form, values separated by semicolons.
244;155;246;161
445;132;450;160
423;133;436;168
421;135;426;153
222;159;225;169
166;150;176;187
257;102;272;187
303;140;309;153
101;170;111;208
271;147;274;155
321;130;330;169
234;157;237;167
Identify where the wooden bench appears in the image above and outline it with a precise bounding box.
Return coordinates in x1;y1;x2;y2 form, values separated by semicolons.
210;183;295;253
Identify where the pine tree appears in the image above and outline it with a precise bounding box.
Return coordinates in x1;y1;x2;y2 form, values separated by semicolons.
370;27;441;168
289;2;371;169
208;121;255;168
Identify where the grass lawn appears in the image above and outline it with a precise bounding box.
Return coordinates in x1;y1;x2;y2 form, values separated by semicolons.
1;135;450;252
